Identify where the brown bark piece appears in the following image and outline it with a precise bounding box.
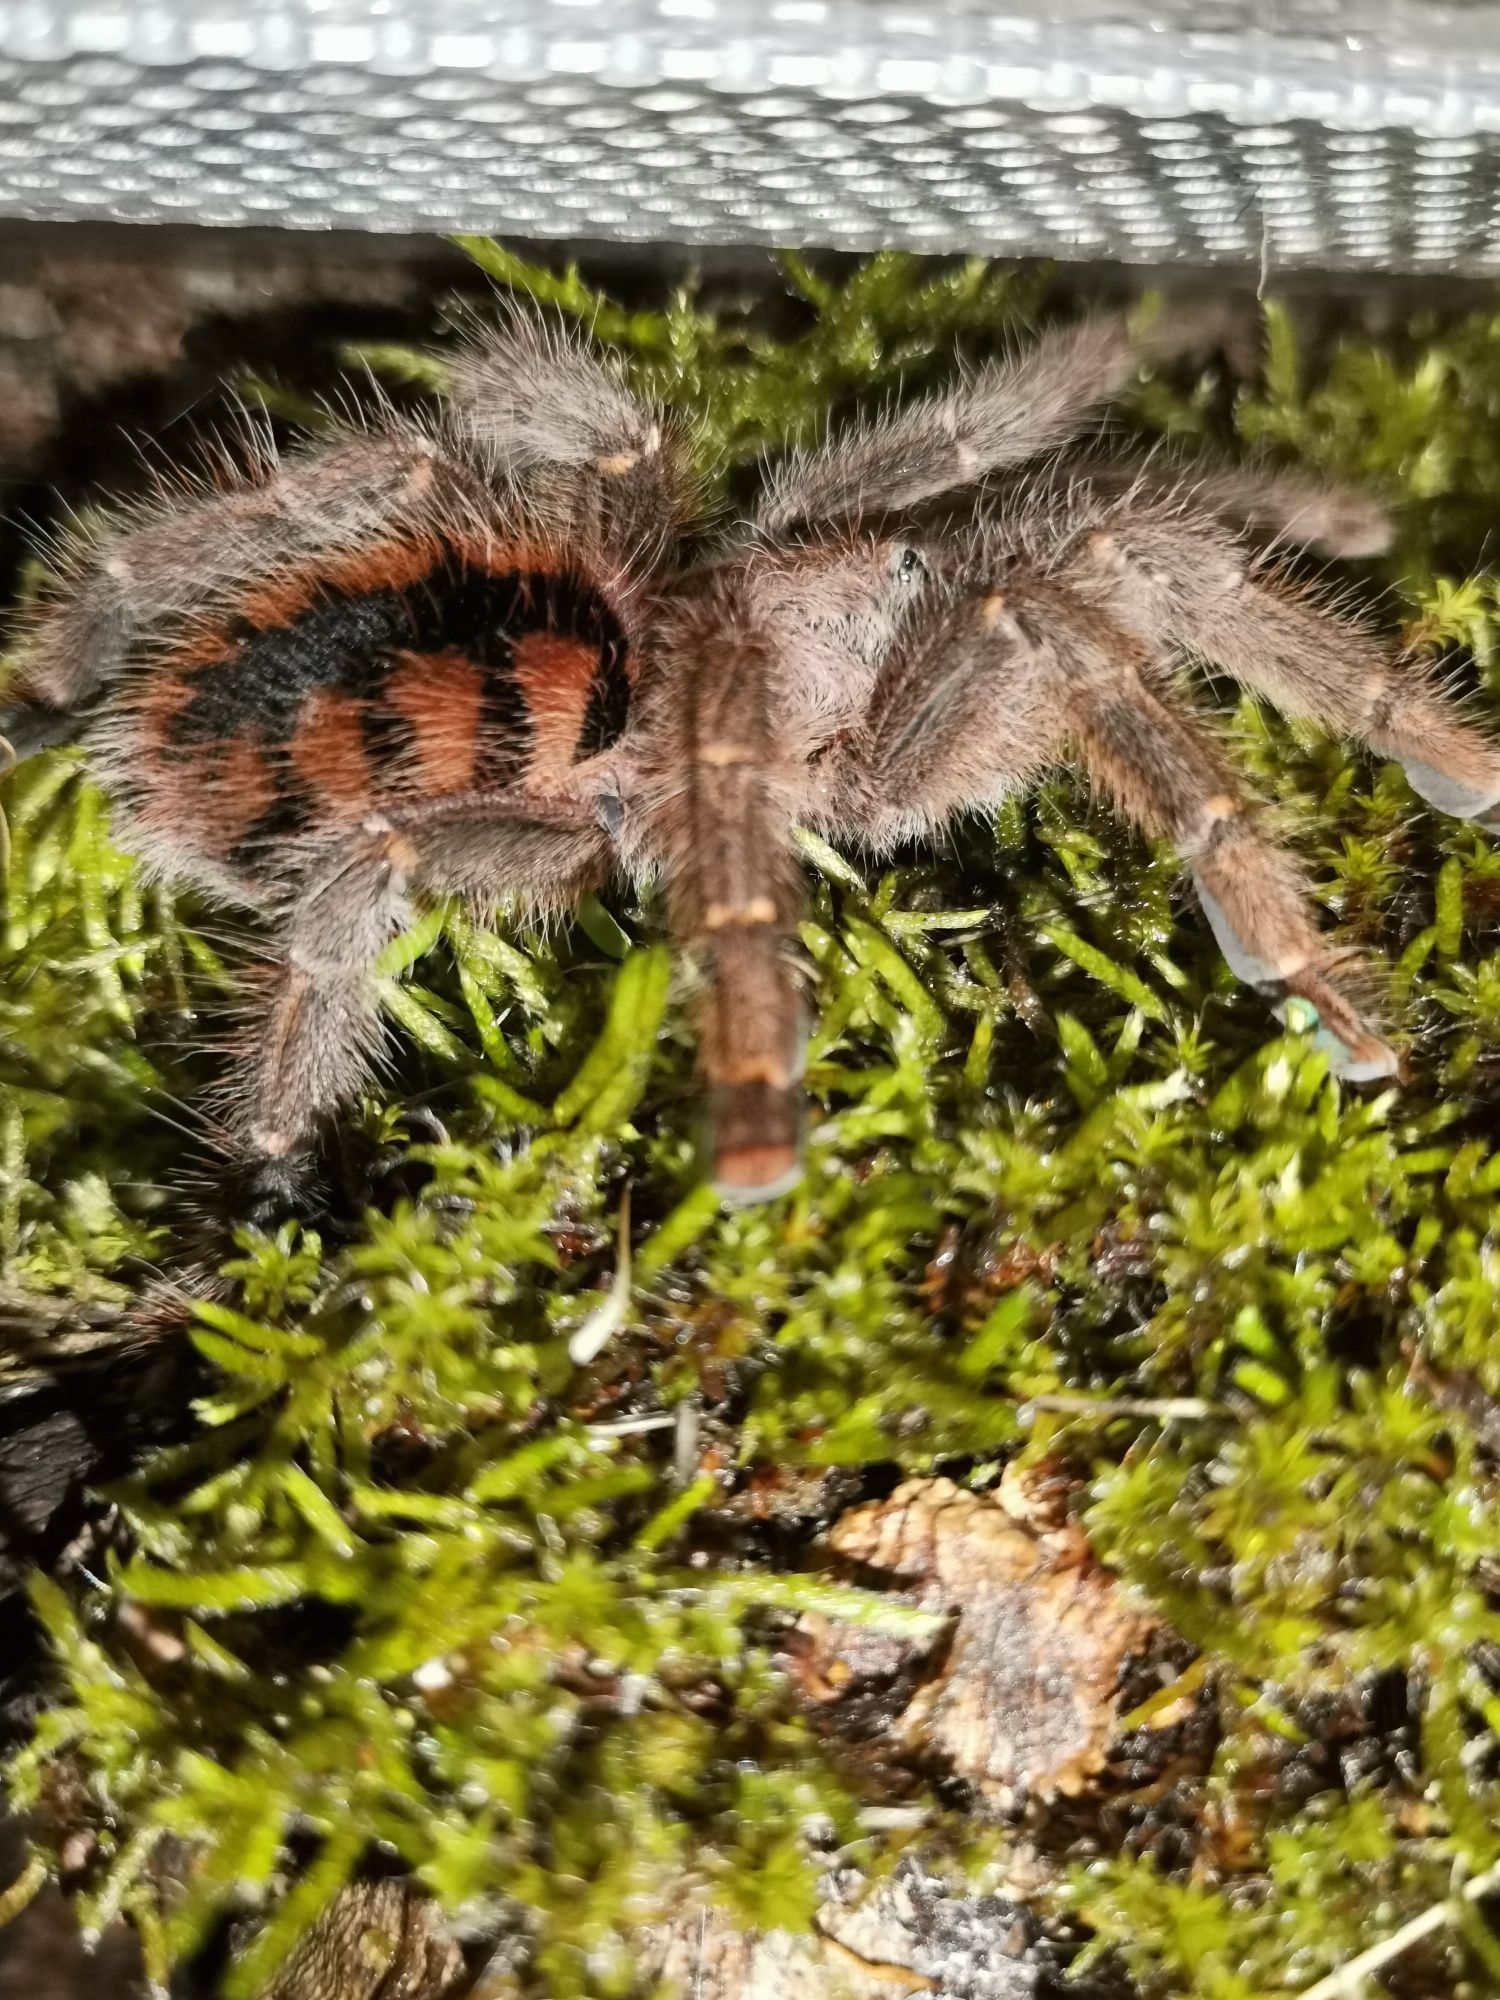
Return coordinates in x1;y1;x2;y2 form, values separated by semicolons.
818;1473;1157;1805
260;1879;464;2000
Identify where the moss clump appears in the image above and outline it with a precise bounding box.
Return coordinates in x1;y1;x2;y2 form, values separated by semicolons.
6;243;1500;1996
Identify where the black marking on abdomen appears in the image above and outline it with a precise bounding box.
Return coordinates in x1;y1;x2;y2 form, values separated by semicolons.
228;783;316;874
577;636;633;760
171;547;629;778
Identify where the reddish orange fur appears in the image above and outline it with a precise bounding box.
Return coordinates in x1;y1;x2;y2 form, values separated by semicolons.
188;734;278;856
304;532;448;606
160;626;241;678
134;670;199;752
290;689;375;818
512;633;597;781
386;650;485;795
235;531;447;632
447;531;557;579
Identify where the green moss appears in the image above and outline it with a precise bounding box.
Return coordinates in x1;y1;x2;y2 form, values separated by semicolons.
6;242;1500;1994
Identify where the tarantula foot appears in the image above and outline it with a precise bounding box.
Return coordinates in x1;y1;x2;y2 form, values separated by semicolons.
708;1082;804;1204
1398;756;1500;825
1192;873;1399;1081
1301;1017;1401;1083
1277;975;1401;1084
1299;488;1394;562
713;1149;805;1206
226;1152;323;1235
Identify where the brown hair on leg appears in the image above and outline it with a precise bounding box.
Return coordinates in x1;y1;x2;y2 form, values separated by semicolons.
837;572;1397;1080
1056;627;1399;1079
1059;509;1500;824
640;578;806;1199
225;795;605;1222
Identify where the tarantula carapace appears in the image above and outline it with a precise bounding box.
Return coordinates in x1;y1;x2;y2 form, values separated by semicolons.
4;303;1499;1213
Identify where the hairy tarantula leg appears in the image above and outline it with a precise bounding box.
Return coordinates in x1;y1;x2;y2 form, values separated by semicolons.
237;830;404;1177
1200;574;1500;826
1067;663;1399;1080
845;582;1396;1079
1168;463;1394;560
842;591;1065;844
441;310;701;569
231;796;606;1217
756;309;1219;537
444;307;684;482
1066;520;1500;825
642;583;806;1201
1069;457;1395;561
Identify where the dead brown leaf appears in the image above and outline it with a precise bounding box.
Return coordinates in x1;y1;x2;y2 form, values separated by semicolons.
811;1472;1158;1805
260;1879;463;2000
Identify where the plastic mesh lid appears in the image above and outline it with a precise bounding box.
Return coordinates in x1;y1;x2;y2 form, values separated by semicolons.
1;0;1499;269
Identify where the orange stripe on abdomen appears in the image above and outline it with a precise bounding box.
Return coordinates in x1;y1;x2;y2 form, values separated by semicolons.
511;631;598;781
135;676;276;857
386;649;486;796
137;730;278;858
208;735;280;851
234;530;447;634
255;530;554;628
290;688;375;817
134;670;200;751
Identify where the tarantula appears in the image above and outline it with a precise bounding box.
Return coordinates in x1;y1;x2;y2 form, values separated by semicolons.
4;301;1499;1214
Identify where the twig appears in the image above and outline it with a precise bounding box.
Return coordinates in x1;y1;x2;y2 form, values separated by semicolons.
585;1414;676;1437
1019;1392;1226;1421
1297;1860;1500;2000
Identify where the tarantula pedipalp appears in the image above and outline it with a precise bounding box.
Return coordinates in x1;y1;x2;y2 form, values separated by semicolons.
4;302;1499;1215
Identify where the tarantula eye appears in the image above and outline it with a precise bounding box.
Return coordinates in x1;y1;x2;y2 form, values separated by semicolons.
893;546;926;583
